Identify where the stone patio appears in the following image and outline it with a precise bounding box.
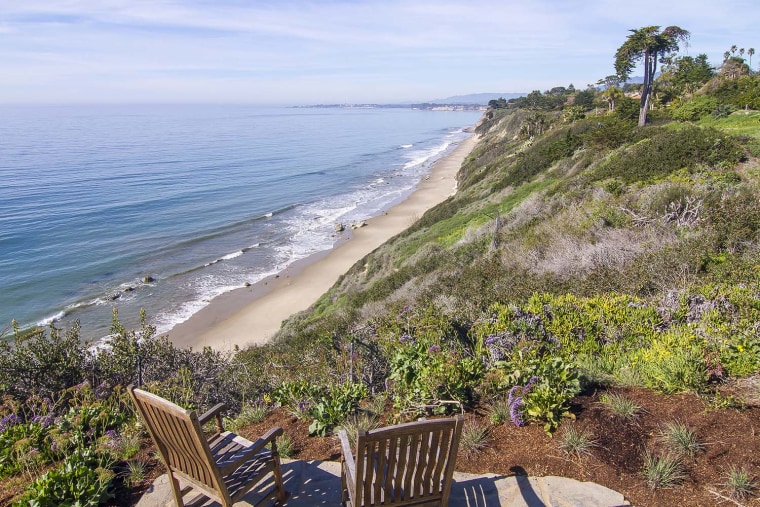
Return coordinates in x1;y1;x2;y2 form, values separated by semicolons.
137;459;630;506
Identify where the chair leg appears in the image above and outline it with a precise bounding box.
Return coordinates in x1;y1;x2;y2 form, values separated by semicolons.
272;451;288;504
340;461;347;506
167;474;185;507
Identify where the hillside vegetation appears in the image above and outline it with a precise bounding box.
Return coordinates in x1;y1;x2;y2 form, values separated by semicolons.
2;39;760;506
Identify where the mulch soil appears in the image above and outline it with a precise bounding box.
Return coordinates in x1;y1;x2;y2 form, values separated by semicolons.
96;384;760;507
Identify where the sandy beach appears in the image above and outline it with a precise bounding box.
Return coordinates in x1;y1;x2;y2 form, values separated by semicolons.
168;133;479;350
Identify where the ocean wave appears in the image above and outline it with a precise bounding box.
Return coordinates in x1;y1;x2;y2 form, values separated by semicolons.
205;250;245;267
399;144;413;149
36;310;65;327
402;141;453;170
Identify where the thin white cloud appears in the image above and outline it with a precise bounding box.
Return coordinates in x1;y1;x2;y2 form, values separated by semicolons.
0;0;757;103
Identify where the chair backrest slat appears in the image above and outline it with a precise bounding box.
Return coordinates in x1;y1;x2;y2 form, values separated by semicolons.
353;416;463;506
385;435;399;501
414;429;432;497
391;435;405;501
431;428;452;493
422;429;441;496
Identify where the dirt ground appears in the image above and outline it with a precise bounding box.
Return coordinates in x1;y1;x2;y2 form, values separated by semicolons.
111;384;760;507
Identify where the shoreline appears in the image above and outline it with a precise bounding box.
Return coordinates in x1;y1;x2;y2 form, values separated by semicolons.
167;132;480;350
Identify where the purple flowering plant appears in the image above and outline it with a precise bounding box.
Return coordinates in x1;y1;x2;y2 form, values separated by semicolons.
506;376;539;427
399;334;413;343
0;413;21;433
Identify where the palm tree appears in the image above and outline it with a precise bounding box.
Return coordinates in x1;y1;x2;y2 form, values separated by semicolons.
749;48;755;70
731;45;738;55
602;86;624;111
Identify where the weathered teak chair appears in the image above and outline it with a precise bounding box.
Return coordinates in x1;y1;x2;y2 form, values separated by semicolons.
338;415;464;507
128;385;288;507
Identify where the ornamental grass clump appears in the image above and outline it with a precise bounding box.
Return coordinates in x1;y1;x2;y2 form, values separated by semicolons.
642;451;686;490
460;420;490;458
360;394;388;417
488;396;512;425
723;465;756;501
659;421;703;459
599;392;640;419
123;459;147;488
558;425;597;459
228;402;269;430
335;413;380;452
276;433;295;458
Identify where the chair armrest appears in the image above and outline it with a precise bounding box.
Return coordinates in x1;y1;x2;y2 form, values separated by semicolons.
260;426;284;443
216;426;284;475
198;403;226;433
238;426;284;458
337;429;356;482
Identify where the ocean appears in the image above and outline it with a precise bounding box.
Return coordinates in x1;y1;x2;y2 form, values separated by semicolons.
0;105;482;341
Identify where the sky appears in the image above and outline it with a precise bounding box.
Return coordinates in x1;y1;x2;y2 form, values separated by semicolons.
1;0;758;105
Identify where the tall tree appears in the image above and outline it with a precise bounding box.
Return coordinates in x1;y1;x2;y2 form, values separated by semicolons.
749;48;755;70
660;53;714;96
615;25;690;126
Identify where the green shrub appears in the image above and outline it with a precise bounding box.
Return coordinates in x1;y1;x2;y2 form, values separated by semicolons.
307;381;368;437
0;322;88;400
501;356;580;434
13;449;114;507
708;74;760;110
614;96;640;121
719;334;760;377
271;379;324;412
387;335;483;416
635;328;708;394
582;116;637;149
594;126;744;184
671;96;719;122
704;188;760;253
493;127;583;191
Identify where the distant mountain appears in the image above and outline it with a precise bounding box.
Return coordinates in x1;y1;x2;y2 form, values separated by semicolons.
429;93;527;105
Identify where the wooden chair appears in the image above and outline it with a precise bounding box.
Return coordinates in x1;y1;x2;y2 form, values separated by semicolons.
338;415;464;507
128;385;288;507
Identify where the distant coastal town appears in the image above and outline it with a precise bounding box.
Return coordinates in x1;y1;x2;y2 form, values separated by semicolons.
294;103;487;111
